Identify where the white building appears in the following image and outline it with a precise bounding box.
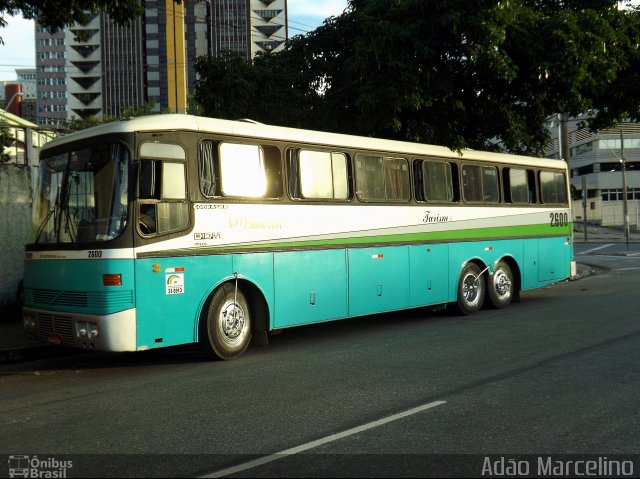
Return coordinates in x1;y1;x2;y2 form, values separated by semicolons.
546;116;640;230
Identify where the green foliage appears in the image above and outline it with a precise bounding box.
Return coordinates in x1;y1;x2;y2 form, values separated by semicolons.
194;0;640;155
0;0;152;43
0;125;11;162
63;101;158;132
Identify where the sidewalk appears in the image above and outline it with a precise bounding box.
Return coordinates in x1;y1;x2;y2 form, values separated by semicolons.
573;224;640;243
0;262;599;364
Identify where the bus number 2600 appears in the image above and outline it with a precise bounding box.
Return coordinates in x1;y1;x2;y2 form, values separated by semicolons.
550;212;569;227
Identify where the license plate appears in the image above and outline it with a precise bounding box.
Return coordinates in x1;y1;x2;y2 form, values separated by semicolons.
47;334;62;345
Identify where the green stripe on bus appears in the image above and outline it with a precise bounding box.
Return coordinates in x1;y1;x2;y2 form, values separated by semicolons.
151;223;572;257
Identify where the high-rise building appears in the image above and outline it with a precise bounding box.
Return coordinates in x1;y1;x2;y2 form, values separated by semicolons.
211;0;288;60
35;26;67;127
34;0;288;124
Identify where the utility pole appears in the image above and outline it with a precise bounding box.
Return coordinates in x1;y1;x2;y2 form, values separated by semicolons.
166;0;187;113
560;113;570;163
582;176;588;242
621;129;630;249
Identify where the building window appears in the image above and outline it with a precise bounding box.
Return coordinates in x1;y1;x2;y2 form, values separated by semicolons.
599;188;640;201
601;189;622;202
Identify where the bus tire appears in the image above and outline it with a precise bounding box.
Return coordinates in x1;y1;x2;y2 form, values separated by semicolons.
487;260;514;309
201;283;252;360
456;262;485;315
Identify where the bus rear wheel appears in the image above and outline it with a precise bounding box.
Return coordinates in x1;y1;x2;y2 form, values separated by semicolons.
487;260;514;309
201;283;252;360
456;262;485;315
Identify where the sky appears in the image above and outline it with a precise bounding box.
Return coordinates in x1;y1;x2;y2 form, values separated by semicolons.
0;0;349;82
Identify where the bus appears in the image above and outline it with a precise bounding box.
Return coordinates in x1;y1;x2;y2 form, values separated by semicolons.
23;114;575;359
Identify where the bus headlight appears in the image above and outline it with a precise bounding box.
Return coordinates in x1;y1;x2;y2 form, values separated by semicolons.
76;321;99;339
77;323;87;338
23;314;36;332
88;323;99;339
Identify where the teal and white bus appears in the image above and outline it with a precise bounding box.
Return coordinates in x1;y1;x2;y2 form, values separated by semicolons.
23;115;574;359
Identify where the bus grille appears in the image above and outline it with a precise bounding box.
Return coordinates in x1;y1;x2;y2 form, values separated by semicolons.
36;314;75;346
25;288;134;312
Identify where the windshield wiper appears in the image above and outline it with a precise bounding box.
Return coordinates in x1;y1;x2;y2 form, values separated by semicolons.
34;208;56;244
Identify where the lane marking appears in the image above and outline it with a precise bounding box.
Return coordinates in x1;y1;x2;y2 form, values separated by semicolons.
577;244;614;255
201;400;447;478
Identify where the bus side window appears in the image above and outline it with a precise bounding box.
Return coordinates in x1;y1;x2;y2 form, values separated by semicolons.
415;159;457;203
287;150;301;199
216;142;282;199
527;170;537;203
355;154;410;202
139;160;161;199
263;144;283;199
289;149;349;200
462;164;500;204
199;140;217;197
505;167;535;204
539;170;568;205
138;142;189;236
138;161;188;236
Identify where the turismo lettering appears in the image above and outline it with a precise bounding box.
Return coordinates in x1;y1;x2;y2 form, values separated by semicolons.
423;211;450;224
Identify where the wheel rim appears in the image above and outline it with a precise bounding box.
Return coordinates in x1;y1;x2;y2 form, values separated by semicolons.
462;273;481;306
218;299;248;346
493;269;512;300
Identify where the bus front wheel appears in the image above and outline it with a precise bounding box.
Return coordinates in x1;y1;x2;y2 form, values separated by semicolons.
456;262;485;315
487;260;514;309
201;283;252;360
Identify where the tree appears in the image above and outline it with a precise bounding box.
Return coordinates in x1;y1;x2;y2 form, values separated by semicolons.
1;1;146;43
0;125;12;162
63;101;159;132
194;0;640;155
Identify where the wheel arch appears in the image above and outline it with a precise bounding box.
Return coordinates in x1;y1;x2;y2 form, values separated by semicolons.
196;276;271;345
458;257;487;278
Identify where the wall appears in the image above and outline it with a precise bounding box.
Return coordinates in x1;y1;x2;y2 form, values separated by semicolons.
574;197;640;231
0;163;31;319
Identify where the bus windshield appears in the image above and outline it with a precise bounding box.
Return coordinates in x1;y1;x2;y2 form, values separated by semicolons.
32;142;129;244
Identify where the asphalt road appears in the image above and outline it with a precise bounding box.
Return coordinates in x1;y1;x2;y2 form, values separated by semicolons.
1;249;639;477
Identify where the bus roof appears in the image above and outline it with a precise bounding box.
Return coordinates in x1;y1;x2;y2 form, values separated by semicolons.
43;114;565;169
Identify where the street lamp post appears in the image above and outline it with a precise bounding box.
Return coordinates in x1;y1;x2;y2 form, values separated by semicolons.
620;129;629;250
